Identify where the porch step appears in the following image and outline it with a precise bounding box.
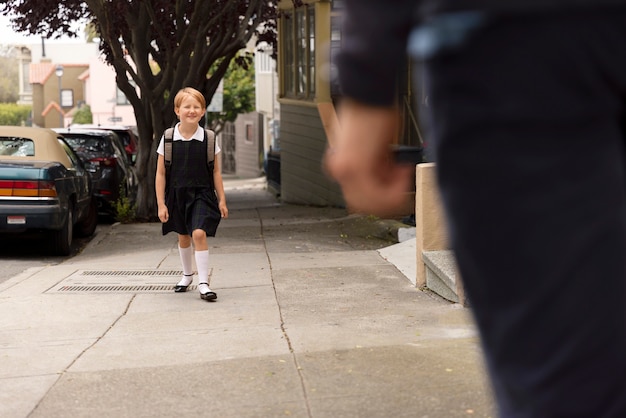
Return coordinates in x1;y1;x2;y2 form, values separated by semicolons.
422;250;462;304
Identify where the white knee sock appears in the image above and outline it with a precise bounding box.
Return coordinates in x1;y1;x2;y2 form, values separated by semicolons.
195;250;212;293
177;244;194;287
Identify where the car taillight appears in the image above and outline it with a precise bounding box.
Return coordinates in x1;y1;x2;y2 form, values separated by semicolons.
90;157;118;167
0;180;57;197
37;181;58;197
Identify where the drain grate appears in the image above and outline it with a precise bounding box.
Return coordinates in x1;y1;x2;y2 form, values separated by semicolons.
80;270;184;276
57;284;198;292
47;269;210;294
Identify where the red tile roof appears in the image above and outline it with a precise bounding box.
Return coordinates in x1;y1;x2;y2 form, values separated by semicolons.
29;63;89;84
30;62;55;84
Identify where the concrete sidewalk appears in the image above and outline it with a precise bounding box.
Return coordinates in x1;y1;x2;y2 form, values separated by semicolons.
0;177;495;418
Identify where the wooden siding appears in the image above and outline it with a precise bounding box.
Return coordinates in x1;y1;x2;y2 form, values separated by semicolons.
279;103;344;207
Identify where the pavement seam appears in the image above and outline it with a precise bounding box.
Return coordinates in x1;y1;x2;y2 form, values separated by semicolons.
26;294;137;418
258;207;313;418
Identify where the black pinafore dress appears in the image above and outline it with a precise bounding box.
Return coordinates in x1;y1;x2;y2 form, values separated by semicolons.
162;137;221;237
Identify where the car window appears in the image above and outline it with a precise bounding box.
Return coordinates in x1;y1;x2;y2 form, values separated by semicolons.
57;137;81;168
110;135;127;161
115;131;130;147
0;136;35;156
64;135;110;154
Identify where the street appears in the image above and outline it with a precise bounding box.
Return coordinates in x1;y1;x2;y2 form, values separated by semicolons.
0;224;108;285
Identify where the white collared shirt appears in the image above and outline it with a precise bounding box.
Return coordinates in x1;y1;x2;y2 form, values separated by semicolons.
156;123;221;155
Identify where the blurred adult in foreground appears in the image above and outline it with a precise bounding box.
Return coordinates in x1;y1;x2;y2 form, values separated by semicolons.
326;1;626;416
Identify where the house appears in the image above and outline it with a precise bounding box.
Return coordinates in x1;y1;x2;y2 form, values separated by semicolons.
29;61;88;129
276;0;423;211
81;56;137;127
16;41;138;129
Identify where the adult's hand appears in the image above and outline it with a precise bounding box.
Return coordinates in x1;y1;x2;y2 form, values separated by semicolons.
324;100;413;217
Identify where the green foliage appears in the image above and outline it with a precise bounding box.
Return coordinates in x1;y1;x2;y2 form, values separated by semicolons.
114;185;136;224
205;54;256;132
0;54;19;103
72;104;93;124
0;103;31;126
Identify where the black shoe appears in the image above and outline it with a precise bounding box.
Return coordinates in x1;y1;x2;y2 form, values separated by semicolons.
200;290;217;301
174;274;194;293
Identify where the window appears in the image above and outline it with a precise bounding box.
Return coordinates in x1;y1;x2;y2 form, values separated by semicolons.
0;137;34;156
256;46;274;74
283;11;295;96
22;62;32;94
281;4;315;100
60;89;74;108
331;0;344;11
245;122;254;144
58;138;81;168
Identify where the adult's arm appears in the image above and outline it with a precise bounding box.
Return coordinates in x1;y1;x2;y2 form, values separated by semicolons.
326;0;418;216
337;0;418;106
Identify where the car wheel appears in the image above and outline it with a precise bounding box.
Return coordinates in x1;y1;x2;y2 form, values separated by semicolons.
50;202;73;256
75;198;98;237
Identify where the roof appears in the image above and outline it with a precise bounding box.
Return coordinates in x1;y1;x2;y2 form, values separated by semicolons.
29;62;90;85
78;69;89;81
29;62;55;85
70;124;134;131
0;126;71;168
42;101;63;117
54;128;118;137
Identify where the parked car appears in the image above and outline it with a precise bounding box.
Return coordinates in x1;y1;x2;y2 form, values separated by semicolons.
0;126;98;255
55;128;138;218
69;124;139;164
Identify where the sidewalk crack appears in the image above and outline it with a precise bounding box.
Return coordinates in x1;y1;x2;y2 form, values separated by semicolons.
258;208;313;418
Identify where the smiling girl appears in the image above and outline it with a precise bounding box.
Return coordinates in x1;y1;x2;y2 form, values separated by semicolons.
155;87;228;302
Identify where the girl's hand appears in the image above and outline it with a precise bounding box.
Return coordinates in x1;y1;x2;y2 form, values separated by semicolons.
158;204;169;223
219;201;229;219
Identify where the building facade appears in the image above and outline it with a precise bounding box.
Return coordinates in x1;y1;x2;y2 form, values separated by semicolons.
276;0;424;210
16;41;136;129
276;0;344;206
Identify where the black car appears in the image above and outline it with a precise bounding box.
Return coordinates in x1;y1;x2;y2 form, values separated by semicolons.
70;124;139;165
55;128;138;218
0;126;98;255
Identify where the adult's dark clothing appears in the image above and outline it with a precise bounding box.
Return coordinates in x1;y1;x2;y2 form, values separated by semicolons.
338;1;626;416
337;0;626;107
162;136;220;237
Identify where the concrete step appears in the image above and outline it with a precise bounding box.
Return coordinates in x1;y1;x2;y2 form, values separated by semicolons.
422;250;462;304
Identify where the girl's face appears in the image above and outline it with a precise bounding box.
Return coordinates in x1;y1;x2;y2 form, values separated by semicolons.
175;95;204;125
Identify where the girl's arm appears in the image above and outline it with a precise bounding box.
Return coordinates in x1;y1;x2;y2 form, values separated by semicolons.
213;155;228;219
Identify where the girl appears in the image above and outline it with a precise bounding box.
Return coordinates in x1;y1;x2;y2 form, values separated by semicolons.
155;87;228;301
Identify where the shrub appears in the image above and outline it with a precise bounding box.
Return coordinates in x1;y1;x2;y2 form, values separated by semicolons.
72;104;93;124
114;185;136;223
0;103;31;126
